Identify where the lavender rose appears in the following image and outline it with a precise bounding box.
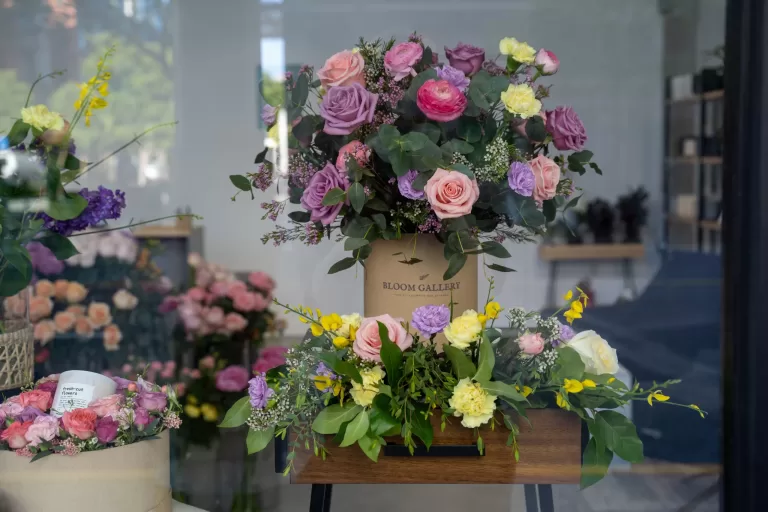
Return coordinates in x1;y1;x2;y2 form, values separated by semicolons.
261;104;277;126
248;374;274;409
135;391;167;412
300;162;349;225
412;305;451;336
546;106;587;151
444;43;485;76
133;407;150;428
319;83;378;136
436;65;470;92
95;416;119;444
508;162;535;197
397;170;425;200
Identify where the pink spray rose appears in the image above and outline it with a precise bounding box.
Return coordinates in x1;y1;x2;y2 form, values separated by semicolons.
535;49;560;75
95;416;119;444
187;287;207;302
215;365;250;392
424;169;480;219
300;162;350;225
335;140;371;172
353;314;413;362
233;291;268;313
88;394;124;418
248;271;276;294
210;281;230;297
529;155;561;204
1;421;32;449
518;333;545;355
384;42;423;81
319;83;378;136
18;390;53;412
317;50;366;89
24;415;59;446
136;391;167;412
204;306;225;326
225;280;248;299
444;42;485;76
416;79;467;122
546;106;587;151
224;312;249;332
62;409;97;440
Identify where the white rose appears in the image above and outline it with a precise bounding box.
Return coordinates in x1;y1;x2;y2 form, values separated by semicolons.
565;330;619;375
113;289;139;310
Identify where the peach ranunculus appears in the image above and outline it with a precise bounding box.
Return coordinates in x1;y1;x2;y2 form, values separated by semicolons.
35;279;55;298
65;282;88;304
88;394;124;418
88;302;113;327
353;314;413;362
103;324;123;351
18;389;53;411
53;311;77;333
317;50;366;89
53;279;69;300
33;320;56;345
62;408;97;440
424;169;480;219
4;294;27;317
112;289;138;310
0;421;32;449
335;140;371;172
66;305;86;316
29;296;53;322
529;154;561;205
75;316;95;338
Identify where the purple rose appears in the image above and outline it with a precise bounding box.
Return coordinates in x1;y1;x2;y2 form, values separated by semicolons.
27;241;64;275
135;391;167;412
261;104;277;126
319;83;378;136
397;170;425;200
508;162;535;197
215;365;250;393
546;106;587;151
133;407;150;428
436;65;470;92
444;43;485;76
95;416;119;444
18;406;45;422
412;304;451;336
300;162;349;225
111;376;133;391
35;380;58;396
248;374;274;409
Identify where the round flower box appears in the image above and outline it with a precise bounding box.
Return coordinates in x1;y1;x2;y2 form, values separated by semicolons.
0;431;171;512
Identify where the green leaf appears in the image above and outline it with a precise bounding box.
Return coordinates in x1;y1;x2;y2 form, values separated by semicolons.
349;182;365;213
481;241;511;258
292;73;309;107
292;115;317;140
37;232;78;260
448;163;475;180
419;47;434;70
481;381;525;402
219;396;252;428
473;334;495;382
247;427;275;454
64;154;82;171
45;192;88;221
411;170;434;191
30;450;55;462
442;139;474;154
378;321;403;386
580;437;613;489
288;211;311;222
254;148;269;164
492;189;546;228
588;162;603;175
410;404;433;449
457;117;482;143
370;397;401;436
328;257;357;274
321;187;346;206
555;346;585;380
593;411;644;463
400;132;430;152
312;403;363;435
259;80;283;107
570;150;594;163
443;252;467;280
485;263;516;273
524;115;547;141
344;238;369;251
371;213;387;231
443;345;477;379
446;214;476;232
316;352;362;383
229;175;252;192
7;120;30;146
358;434;382;462
412;123;441;144
340;409;370;447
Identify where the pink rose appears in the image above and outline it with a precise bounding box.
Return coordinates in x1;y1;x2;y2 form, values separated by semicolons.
24;415;59;446
215;365;250;392
210;281;230;297
416;79;467;122
335;140;371;172
535;49;559;75
133;407;150;428
18;390;53;411
199;355;216;369
224;312;248;332
102;324;123;351
187;287;207;302
87;302;112;328
204;306;225;326
35;379;58;396
136;391;167;412
29;296;53;322
190;369;202;379
317;50;366;89
150;361;163;371
226;280;248;299
53;311;77;333
62;409;97;440
424;168;480;219
233;291;268;312
33;320;56;345
195;268;213;288
1;421;32;449
248;271;276;294
353;314;413;362
88;394;124;418
518;333;545;355
384;42;423;81
529;155;561;204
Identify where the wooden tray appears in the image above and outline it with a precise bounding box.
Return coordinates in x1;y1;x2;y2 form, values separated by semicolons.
287;409;583;484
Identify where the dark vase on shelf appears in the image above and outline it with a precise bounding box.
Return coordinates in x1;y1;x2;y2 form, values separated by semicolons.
586;199;615;244
616;187;649;243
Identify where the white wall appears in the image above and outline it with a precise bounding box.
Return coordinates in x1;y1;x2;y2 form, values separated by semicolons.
173;0;664;335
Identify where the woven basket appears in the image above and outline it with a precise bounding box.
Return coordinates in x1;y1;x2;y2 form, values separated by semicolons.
0;319;34;391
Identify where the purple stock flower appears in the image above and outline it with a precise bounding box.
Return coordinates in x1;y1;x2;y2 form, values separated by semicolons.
95;416;119;444
300;162;349;225
546;106;587;151
554;323;575;347
248;374;274;409
261;104;277;126
397;170;425;200
38;186;126;236
27;241;65;275
508;162;535;197
436;65;470;92
412;305;451;336
319;83;378;136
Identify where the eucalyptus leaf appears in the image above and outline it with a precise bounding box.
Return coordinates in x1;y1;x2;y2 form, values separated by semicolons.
344;238;369;251
481;241;511;258
485;263;516;273
349;182;365;213
443;252;467;280
229;175;252;192
321;187;346;206
328;257;357;274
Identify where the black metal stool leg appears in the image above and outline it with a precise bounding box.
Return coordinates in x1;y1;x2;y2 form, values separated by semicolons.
524;484;539;512
309;483;333;512
537;484;555;512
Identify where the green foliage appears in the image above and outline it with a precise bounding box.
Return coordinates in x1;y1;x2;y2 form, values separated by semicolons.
554;347;585;380
219;396;252;428
581;437;613;489
590;411;643;463
321;188;347;206
37;232;79;260
0;239;32;296
348;182;366;213
357;434;382;462
377;321;404;387
312;403;363;435
369;396;400;436
246;427;275;454
473;334;495;382
443;345;477;379
229;175;252;192
468;71;510;110
340;409;370;447
492;189;546;228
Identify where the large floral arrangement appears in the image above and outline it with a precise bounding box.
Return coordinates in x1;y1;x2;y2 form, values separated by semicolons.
222;286;703;487
0;373;182;460
232;34;599;278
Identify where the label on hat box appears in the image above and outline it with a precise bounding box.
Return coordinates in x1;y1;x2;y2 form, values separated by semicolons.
52;384;95;416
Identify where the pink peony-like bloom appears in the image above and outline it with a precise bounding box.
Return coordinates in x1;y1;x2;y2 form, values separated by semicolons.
225;280;248;299
33;320;56;345
319;83;378;136
204;306;225;326
518;332;545;355
535;49;560;75
248;271;276;294
210;281;230;297
62;409;97;440
232;291;259;312
53;311;77;333
187;287;207;302
24;415;58;446
1;421;32;449
300;162;350;226
88;394;124;418
424;168;480;219
444;42;485;76
18;390;53;411
529;155;561;205
253;346;288;373
384;42;423;81
317;50;366;89
416;79;467;122
224;312;249;333
215;365;250;392
335;140;371;172
353;314;413;362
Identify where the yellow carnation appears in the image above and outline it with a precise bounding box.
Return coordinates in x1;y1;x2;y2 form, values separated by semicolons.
499;37;536;64
500;84;542;119
21;105;64;132
350;366;385;407
448;378;497;428
337;313;362;339
443;310;483;350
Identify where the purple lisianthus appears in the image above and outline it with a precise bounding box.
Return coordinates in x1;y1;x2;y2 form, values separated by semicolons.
26;241;64;275
95;416;119;444
300;162;349;225
508;162;535;197
397;170;425;200
248;374;274;409
319;83;378;136
261;104;278;126
18;406;45;422
546;106;587;151
111;376;133;391
314;363;339;394
412;304;451;336
38;186;126;236
554;323;575;347
444;43;485;76
436;65;470;92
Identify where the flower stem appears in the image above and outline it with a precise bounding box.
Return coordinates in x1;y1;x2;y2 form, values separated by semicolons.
24;71;65;108
67;214;201;237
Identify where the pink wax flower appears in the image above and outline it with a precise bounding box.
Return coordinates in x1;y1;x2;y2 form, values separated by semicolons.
518;332;545;355
216;366;250;392
416;79;467;122
317;50;366;89
529;155;561;205
353;314;413;362
424;168;480;219
384;42;423;81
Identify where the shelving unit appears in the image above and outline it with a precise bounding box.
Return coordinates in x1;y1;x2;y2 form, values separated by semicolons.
663;86;723;253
